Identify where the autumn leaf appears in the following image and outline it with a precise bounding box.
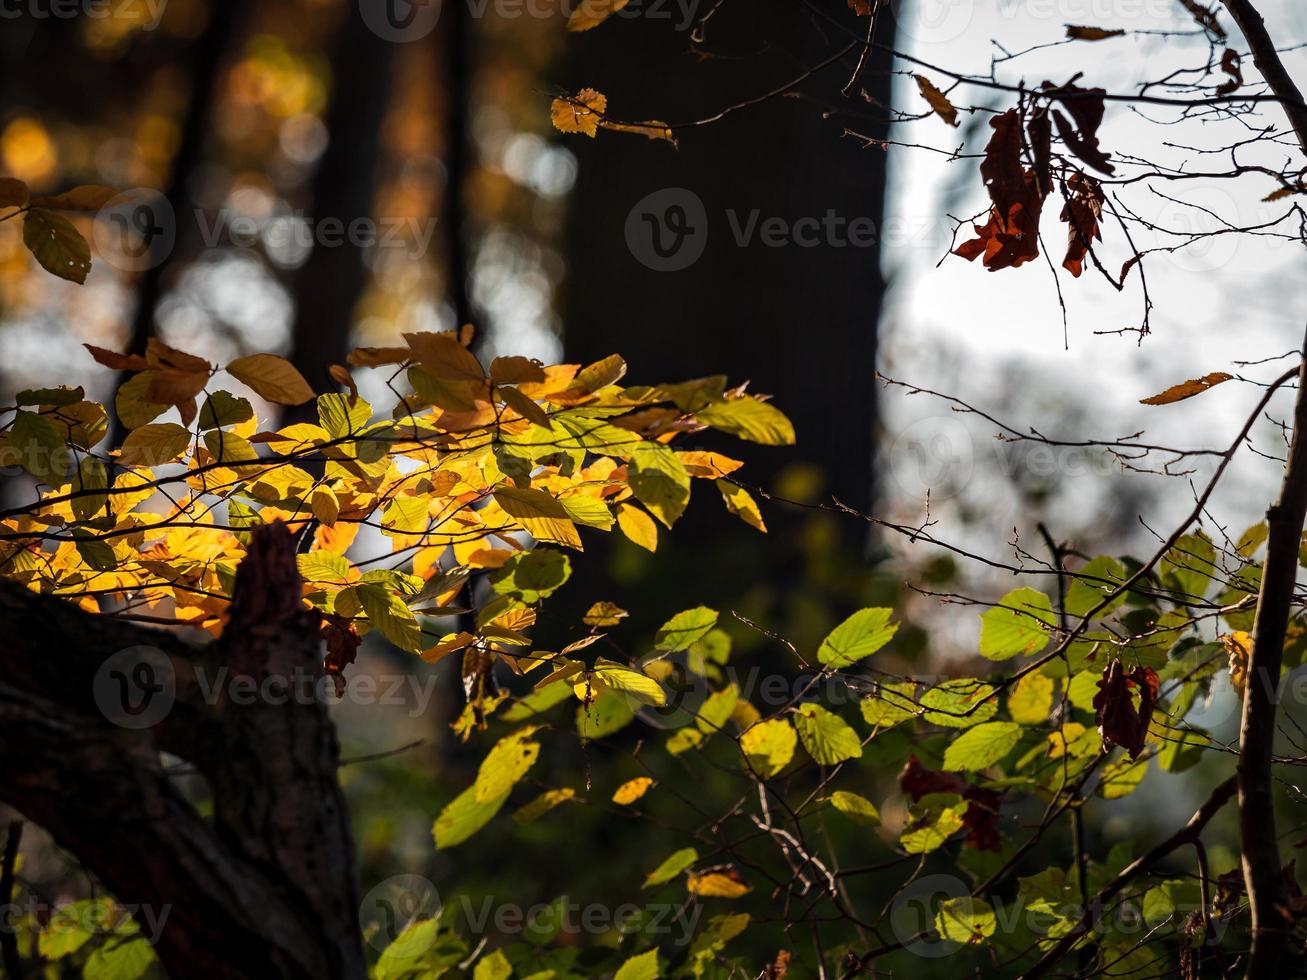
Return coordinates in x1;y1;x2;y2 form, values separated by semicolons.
551;88;607;138
566;0;629;33
1060;172;1105;277
1179;0;1225;38
1092;659;1159;760
23;208;92;284
1216;47;1243;96
227;354;315;406
1139;372;1232;405
0;177;29;209
954;110;1047;271
1065;25;1125;40
914;75;959;127
1044;81;1115;175
30;185;118;211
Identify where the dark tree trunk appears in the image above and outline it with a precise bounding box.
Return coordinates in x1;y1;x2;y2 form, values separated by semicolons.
560;3;894;513
286;1;399;406
0;526;366;980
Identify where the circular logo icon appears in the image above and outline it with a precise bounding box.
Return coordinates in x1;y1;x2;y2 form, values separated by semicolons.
1155;185;1241;273
625;187;708;272
358;0;442;42
884;414;975;503
360;874;441;952
631;650;711;730
93;645;176;729
890;0;974;47
92;189;176;274
888;873;972;957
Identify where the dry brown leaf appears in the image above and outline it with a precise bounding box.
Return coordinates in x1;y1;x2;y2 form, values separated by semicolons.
1065;25;1125;41
914;75;959;127
1140;372;1233;405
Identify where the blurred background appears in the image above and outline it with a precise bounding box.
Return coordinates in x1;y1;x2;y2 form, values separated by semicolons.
2;0;1306;973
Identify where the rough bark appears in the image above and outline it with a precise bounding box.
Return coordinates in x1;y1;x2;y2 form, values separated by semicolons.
1216;4;1307;974
0;524;365;979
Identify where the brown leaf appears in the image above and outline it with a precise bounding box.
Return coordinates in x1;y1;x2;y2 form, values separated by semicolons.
914;75;959;127
1140;371;1233;405
847;0;874;14
1060;172;1105;277
1044;81;1114;175
1092;659;1159;759
954;110;1047;271
1065;25;1125;41
0;177;29;209
323;614;361;695
84;343;148;372
1179;0;1225;39
1216;47;1243;96
329;363;358;400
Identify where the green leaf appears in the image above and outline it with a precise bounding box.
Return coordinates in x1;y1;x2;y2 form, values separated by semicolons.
942;721;1021;771
642;847;698;889
576;690;635;738
817;608;898;667
23;207;91;283
934;897;996;945
979;588;1054;660
375;919;467;980
512;787;576;825
740;718;796;777
317;392;372;438
793;703;863;764
655;606;719;651
474;949;514;980
828;790;880;826
589;661;667;707
433;784;508;849
920;679;997;728
900;794;967;854
474;727;542;802
696;684;739;734
297;551;352;584
614;949;659;980
695;398;795;445
860;681;918;728
354;583;425;654
492;549;571;603
1065;556;1127;618
84;936;155;980
10;409;68;484
1161;532;1217;601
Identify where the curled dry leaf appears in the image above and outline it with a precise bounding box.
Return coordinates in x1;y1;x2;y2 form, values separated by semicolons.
914;75;959;127
1139;371;1233;405
954;110;1047;271
1065;25;1125;41
1060;172;1105;277
1092;659;1159;760
1216;47;1243;96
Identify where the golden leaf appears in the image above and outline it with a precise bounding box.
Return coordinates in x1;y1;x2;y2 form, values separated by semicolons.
914;75;959;127
551;88;607;138
1140;372;1233;405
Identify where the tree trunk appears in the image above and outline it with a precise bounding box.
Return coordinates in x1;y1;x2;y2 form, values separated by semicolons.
0;525;365;979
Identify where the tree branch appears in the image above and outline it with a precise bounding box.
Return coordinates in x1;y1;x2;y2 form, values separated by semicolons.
1219;0;1307;155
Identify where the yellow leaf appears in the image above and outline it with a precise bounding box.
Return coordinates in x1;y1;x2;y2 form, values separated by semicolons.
686;871;751;898
616;502;657;552
422;632;476;664
311;485;340;527
118;422;192;468
716;480;766;532
612;776;654;805
566;0;629;31
914;74;959;127
551;88;607;138
679;451;744;479
1140;372;1232;405
1222;631;1250;693
227;354;315;405
494;486;583;550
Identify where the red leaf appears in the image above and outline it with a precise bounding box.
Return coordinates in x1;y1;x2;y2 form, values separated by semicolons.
954;110;1048;271
1060;172;1105;277
1092;659;1160;759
